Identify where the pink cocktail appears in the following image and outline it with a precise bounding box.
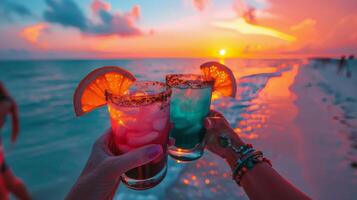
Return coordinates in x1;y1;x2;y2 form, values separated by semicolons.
106;81;171;190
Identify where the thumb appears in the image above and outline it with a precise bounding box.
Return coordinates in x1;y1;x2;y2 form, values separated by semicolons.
108;144;163;175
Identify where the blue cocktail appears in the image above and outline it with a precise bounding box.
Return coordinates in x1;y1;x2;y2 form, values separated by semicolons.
166;74;214;161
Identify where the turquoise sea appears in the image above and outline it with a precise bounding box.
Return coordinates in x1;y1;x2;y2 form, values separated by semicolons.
0;58;356;200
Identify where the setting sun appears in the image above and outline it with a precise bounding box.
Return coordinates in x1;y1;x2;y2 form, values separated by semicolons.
219;49;226;56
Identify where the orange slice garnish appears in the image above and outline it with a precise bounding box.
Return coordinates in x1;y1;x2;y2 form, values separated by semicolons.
200;61;237;98
73;66;136;116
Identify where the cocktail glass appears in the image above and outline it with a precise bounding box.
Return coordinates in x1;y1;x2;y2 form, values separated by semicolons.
166;74;214;161
106;81;172;190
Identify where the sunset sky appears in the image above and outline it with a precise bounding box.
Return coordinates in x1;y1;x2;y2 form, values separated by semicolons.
0;0;356;59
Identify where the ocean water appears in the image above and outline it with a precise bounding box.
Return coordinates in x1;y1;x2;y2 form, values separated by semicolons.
0;58;356;200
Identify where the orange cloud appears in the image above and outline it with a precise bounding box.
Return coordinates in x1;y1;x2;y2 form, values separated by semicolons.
281;15;357;56
289;18;318;48
20;23;49;48
290;19;316;32
213;18;296;42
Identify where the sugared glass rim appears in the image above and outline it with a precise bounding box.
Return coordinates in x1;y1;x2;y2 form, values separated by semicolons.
106;81;172;107
166;74;215;89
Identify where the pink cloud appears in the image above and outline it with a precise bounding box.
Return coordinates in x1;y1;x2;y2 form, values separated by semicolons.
43;0;143;37
322;15;357;49
230;0;357;56
91;0;111;14
192;0;208;11
130;5;140;20
233;0;257;24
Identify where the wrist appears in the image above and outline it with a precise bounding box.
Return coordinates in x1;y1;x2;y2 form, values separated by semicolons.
225;151;239;170
226;143;272;186
222;136;245;170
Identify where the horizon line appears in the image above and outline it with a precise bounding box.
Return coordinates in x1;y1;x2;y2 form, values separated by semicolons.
0;55;341;62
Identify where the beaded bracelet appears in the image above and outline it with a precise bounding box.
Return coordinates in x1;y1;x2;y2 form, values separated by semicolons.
233;150;263;175
218;135;272;186
234;154;272;185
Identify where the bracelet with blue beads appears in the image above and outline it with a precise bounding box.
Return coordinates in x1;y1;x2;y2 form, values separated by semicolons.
218;134;272;186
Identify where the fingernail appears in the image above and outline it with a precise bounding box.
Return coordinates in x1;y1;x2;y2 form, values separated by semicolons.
147;145;162;159
204;118;212;129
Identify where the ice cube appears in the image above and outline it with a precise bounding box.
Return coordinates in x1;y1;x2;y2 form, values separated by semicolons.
192;112;202;119
171;87;211;118
135;124;153;132
125;130;145;136
120;116;137;127
184;124;202;135
121;116;151;131
126;131;159;147
178;100;192;112
153;117;168;131
172;118;191;129
139;102;167;119
156;106;170;118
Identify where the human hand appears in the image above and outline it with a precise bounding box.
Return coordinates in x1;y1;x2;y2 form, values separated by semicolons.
204;110;245;169
66;129;163;200
0;82;19;143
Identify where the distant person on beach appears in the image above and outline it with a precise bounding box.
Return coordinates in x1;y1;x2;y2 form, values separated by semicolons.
346;55;354;78
338;55;347;74
66;110;311;200
0;82;31;200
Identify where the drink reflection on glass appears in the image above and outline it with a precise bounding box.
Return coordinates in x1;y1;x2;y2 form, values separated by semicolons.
106;81;172;190
166;74;214;161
